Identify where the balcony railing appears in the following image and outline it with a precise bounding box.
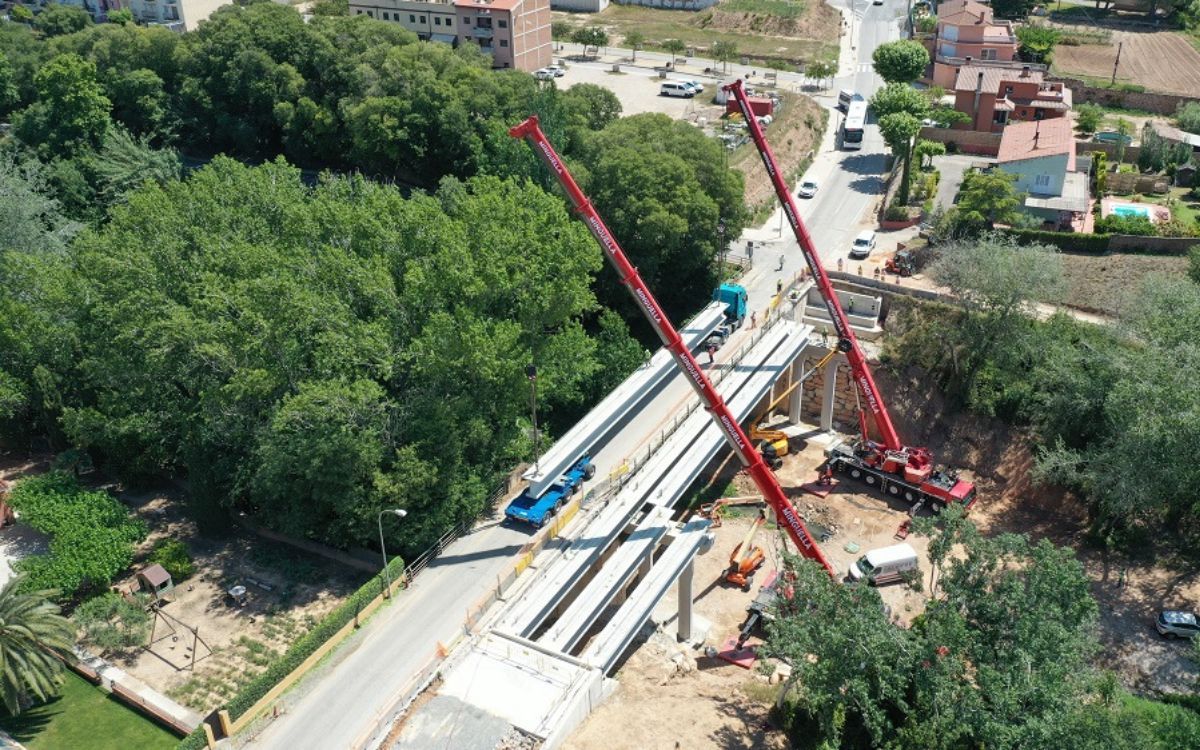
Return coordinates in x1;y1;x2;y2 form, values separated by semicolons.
471;26;493;38
936;54;1047;71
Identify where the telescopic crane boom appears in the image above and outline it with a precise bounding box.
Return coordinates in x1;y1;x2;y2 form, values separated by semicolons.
510;116;836;577
727;80;975;510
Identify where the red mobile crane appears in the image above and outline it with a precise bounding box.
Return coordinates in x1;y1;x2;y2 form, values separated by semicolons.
510;116;836;577
727;80;975;512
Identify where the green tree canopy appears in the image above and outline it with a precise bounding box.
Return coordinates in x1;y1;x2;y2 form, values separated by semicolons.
1017;24;1061;64
14;53;110;158
623;30;645;61
578;113;746;325
879;111;922;204
767;520;1101;749
1076;102;1104;134
869;81;930;119
951;169;1025;231
871;40;929;84
33;4;93;38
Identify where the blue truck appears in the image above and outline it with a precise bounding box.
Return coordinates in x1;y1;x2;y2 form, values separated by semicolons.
505;455;596;528
714;283;748;329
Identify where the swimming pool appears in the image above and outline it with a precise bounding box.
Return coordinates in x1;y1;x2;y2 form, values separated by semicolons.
1111;203;1152;219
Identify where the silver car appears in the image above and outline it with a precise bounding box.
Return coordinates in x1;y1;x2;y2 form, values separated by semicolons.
797;180;819;198
1156;610;1200;639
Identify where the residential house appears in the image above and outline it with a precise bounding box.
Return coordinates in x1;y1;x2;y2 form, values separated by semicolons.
124;0;228;30
349;0;551;71
953;64;1071;133
994;117;1090;230
925;0;1020;89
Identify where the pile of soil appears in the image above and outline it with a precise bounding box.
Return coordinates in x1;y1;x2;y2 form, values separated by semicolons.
697;2;842;41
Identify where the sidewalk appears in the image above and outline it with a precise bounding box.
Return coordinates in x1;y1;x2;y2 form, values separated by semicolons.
74;646;204;732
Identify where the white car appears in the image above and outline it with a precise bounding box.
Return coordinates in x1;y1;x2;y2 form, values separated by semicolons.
1156;611;1200;639
534;68;555;81
797;180;819;198
849;230;877;259
678;78;705;94
547;65;566;77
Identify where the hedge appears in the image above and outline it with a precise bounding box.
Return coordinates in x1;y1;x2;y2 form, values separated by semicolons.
175;556;405;749
998;228;1112;254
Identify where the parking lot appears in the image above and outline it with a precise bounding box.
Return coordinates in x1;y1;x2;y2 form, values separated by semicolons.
548;58;728;122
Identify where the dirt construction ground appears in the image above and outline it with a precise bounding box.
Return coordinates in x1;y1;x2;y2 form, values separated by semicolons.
1052;30;1200;97
568;372;1200;747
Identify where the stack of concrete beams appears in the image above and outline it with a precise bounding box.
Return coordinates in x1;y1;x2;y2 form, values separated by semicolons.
497;319;810;639
522;302;728;497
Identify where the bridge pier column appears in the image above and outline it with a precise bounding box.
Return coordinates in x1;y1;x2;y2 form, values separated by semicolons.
788;359;804;423
820;354;840;432
677;560;694;642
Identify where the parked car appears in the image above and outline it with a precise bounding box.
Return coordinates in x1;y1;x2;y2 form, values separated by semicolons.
849;230;877;259
678;78;705;93
660;81;695;98
872;0;883;5
534;68;556;81
1156;610;1200;639
797;180;819;198
547;65;566;77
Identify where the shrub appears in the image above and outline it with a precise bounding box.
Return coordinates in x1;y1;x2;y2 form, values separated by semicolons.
998;228;1111;253
885;203;911;221
1095;213;1156;236
1176;102;1200;134
220;556;405;724
74;592;151;652
8;472;147;600
1076;103;1104;134
148;538;195;582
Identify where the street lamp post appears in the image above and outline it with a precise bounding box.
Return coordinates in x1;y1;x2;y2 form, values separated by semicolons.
377;508;407;598
526;365;540;474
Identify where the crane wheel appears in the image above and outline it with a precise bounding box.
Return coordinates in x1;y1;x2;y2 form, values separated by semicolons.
865;474;877;486
583;464;596;480
850;468;863;479
904;490;916;502
887;484;900;496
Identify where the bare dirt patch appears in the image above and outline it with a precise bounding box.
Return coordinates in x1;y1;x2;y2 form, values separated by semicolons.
88;487;366;714
1053;30;1200;97
1060;251;1189;316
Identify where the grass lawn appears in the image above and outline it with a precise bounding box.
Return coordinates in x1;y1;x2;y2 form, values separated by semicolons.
0;671;178;750
1127;187;1200;225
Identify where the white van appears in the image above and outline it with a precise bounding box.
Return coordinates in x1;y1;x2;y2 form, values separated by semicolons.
660;81;695;98
849;230;877;259
847;543;919;585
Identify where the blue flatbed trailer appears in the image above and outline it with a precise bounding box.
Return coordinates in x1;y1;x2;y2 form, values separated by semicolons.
505;455;595;527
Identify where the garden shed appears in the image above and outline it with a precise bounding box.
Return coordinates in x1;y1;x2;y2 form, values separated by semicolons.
137;564;175;603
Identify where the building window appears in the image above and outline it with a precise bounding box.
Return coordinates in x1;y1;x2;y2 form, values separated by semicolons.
1034;108;1045;120
500;38;508;47
980;48;996;60
993;111;1008;125
383;12;389;19
434;16;440;24
498;19;507;27
420;15;425;22
410;14;416;21
367;10;373;17
1035;174;1051;188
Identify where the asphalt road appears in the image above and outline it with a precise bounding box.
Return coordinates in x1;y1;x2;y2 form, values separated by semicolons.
248;5;901;748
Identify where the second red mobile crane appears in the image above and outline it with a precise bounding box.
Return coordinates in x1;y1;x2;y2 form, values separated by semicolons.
727;80;975;513
510;116;836;577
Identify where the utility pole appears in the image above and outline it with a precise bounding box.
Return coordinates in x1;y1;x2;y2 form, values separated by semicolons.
1111;40;1123;86
526;364;540;474
850;0;856;51
716;218;726;278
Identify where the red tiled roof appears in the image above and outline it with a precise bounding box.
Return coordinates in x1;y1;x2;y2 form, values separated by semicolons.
997;118;1075;165
953;64;1044;92
938;0;992;25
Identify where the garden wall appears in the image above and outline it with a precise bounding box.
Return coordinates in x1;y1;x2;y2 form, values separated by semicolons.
1054;77;1195;116
919;127;1003;157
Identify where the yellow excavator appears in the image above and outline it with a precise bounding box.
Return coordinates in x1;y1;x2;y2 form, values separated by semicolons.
749;424;789;471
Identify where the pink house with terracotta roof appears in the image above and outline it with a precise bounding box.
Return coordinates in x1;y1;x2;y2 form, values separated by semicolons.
926;0;1021;88
953;64;1071;133
994;118;1090;230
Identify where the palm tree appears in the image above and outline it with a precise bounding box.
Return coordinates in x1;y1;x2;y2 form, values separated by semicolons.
0;577;75;715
